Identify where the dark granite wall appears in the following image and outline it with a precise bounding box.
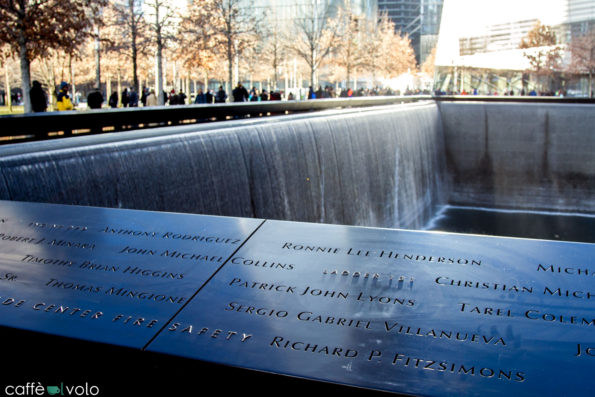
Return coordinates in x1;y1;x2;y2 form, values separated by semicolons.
438;102;595;213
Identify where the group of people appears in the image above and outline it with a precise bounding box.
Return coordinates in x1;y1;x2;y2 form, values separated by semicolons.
192;83;280;104
30;80;76;112
26;80;421;113
29;80;94;112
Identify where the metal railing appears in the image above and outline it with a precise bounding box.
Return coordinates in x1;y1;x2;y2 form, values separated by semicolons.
2;95;593;144
0;96;425;144
432;95;595;104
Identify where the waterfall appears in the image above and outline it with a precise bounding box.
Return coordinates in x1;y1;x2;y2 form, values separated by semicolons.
0;102;447;229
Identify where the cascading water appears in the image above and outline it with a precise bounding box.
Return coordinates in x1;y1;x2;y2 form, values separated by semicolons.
0;102;447;229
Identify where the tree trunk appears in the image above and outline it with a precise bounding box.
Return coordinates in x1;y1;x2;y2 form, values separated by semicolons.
18;29;32;113
130;0;139;93
107;75;112;103
273;58;278;90
69;55;76;106
117;70;122;107
346;65;351;90
227;38;233;98
4;65;11;111
49;61;56;111
155;2;164;106
95;29;101;90
156;45;164;105
310;46;316;90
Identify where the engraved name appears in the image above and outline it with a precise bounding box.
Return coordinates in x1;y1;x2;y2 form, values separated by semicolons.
47;239;95;250
281;242;481;265
436;277;533;293
459;302;595;326
323;269;414;284
0;234;45;245
118;245;223;262
228;278;415;306
42;278;186;304
101;226;240;244
0;273;17;281
270;336;358;358
231;257;294;270
225;302;371;329
78;261;185;279
389;353;525;382
384;322;506;346
575;344;595;357
537;264;594;277
29;222;88;232
543;286;594;299
22;255;73;267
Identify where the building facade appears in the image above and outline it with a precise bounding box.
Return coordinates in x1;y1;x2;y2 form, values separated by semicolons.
435;0;595;96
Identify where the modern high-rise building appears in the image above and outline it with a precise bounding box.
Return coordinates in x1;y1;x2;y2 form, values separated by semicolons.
377;0;443;63
253;0;377;23
420;0;444;62
566;0;595;37
377;0;421;61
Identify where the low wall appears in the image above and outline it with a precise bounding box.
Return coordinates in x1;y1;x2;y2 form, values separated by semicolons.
0;102;446;229
2;101;592;228
438;101;595;213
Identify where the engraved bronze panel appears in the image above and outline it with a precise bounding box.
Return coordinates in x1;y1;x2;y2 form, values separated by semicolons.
148;219;595;396
0;200;262;348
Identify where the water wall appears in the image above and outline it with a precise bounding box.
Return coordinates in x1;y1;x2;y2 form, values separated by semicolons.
0;102;446;229
438;101;595;213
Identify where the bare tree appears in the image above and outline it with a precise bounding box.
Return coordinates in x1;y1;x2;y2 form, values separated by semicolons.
177;0;218;77
332;6;370;89
0;0;105;112
291;1;338;88
567;27;595;97
108;0;149;93
259;19;288;90
210;0;263;93
145;0;177;105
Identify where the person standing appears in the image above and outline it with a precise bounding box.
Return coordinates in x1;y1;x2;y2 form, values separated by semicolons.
146;89;158;106
232;83;249;102
205;89;214;104
87;89;104;109
30;80;48;112
129;88;139;107
194;88;206;104
215;86;227;103
140;86;148;106
108;92;118;108
178;91;187;105
56;82;74;111
121;88;130;107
